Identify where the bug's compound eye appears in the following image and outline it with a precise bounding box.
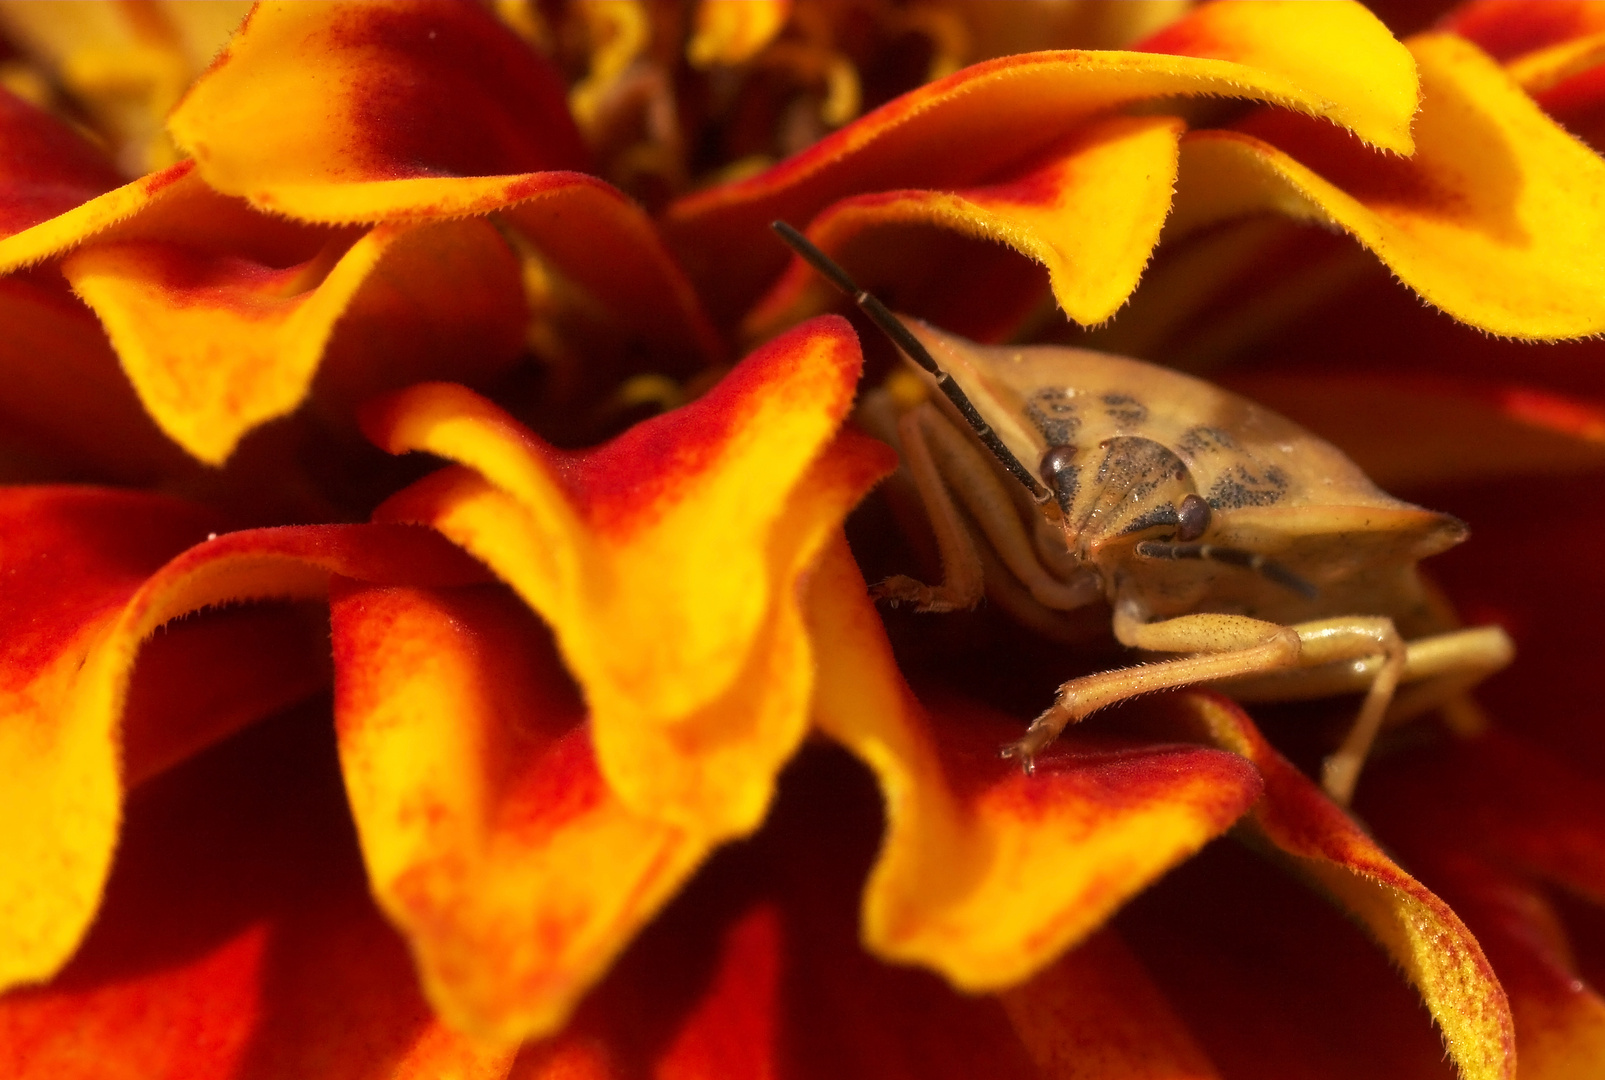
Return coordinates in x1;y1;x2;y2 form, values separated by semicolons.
1038;445;1077;487
1176;493;1211;541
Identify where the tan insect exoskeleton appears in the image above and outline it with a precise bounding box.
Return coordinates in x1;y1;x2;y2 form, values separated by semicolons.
773;222;1514;805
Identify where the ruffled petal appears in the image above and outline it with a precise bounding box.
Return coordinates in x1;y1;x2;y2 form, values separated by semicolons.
62;215;525;464
744;114;1184;339
663;0;1416;320
0;274;195;482
1222;372;1605;490
1177;693;1515;1080
332;581;711;1043
0;86;129;241
0;487;484;993
365;317;894;837
166;0;590;220
1363;733;1605;1080
0;705;514;1080
1172;33;1605;339
805;537;1262;990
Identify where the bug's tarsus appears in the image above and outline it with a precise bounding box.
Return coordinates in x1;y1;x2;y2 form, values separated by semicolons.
1135;540;1318;599
771;220;1051;503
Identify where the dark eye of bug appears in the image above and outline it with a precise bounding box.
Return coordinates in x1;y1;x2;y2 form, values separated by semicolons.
1038;445;1077;487
1176;493;1211;541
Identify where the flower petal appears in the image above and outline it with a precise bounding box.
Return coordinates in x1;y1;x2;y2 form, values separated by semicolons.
0;704;515;1080
0;274;195;482
166;0;589;220
663;0;1416;320
805;537;1262;990
62;216;526;464
332;580;711;1043
744;114;1184;339
1363;734;1605;1080
0;86;129;241
365;317;894;836
687;0;790;67
1172;33;1605;339
0;488;484;993
1176;693;1516;1080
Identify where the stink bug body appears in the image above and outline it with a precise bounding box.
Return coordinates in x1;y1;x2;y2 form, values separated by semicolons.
773;221;1513;804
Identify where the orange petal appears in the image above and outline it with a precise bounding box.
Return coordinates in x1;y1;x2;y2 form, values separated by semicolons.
805;537;1261;990
1362;735;1605;1080
1172;33;1605;339
1221;372;1605;490
998;928;1222;1078
1116;828;1480;1078
0;488;484;993
663;0;1415;320
365;317;894;837
1441;1;1605;63
1176;693;1516;1080
0;86;128;240
0;704;514;1080
687;0;791;67
332;580;711;1043
0;273;197;483
744;114;1184;339
62;215;526;464
167;0;589;220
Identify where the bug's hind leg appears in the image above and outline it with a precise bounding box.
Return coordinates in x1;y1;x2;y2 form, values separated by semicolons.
1001;611;1302;774
1284;618;1407;806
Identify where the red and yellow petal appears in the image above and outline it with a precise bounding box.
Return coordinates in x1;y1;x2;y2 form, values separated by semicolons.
0;486;484;993
805;537;1262;990
332;580;711;1043
0;704;514;1080
62;216;526;464
1172;33;1605;339
743;114;1184;340
664;0;1416;321
1178;694;1515;1080
365;317;894;838
167;0;589;221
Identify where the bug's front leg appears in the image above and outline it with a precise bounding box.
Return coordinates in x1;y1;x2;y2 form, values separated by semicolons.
1001;611;1302;774
875;403;1100;613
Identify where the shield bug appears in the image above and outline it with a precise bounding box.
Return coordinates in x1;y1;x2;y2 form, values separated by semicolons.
772;221;1513;805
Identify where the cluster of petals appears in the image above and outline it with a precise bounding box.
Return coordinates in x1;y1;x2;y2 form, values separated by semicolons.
0;1;1604;1077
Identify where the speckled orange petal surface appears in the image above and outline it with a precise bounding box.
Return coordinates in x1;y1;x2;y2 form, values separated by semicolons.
365;316;894;837
745;114;1184;339
1172;33;1605;339
805;538;1261;991
663;0;1415;320
1178;693;1515;1080
0;487;485;994
0;706;516;1080
333;580;711;1043
167;0;590;221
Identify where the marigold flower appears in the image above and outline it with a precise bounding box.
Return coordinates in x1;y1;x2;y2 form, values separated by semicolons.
1;1;1604;1077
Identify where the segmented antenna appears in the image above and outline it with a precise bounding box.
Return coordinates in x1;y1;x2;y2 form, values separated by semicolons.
771;221;1051;503
1135;541;1317;599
